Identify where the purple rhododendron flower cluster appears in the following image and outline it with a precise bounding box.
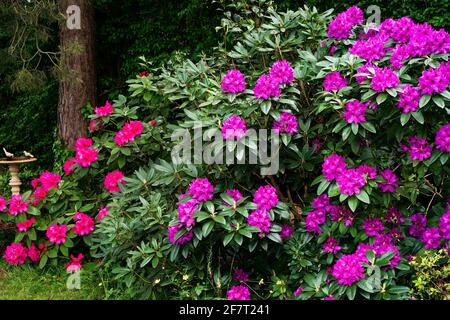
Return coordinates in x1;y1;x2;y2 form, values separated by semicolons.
269;59;295;84
418;62;450;95
378;169;398;193
221;69;246;93
224;189;243;206
273;112;298;135
322;154;347;182
222;115;248;140
323;237;342;254
439;210;450;240
402;136;433;161
330;205;356;226
385;208;404;225
409;213;427;238
227;285;251;300
327;5;364;39
336;168;366;196
253;185;278;211
168;224;193;245
362;217;384;237
331;254;365;286
232;268;249;283
397;84;420;113
280;224;295;239
421;227;441;250
188;178;215;202
248;208;272;234
371;67;399;92
435;124;450;153
323;71;348;91
343;99;369;124
350;35;388;63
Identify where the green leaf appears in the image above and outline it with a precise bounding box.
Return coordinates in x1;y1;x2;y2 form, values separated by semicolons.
356;190;370;204
376;93;387;105
223;233;234;247
202;221;215;237
351;123;358;135
432;96;445;108
388;286;410;295
317;179;331;195
327;183;340;197
267;232;282;244
348;197;359;212
419;94;431;108
39;254;48;269
346;285;357;300
400;113;411;126
411;111;424;124
361;122;376;133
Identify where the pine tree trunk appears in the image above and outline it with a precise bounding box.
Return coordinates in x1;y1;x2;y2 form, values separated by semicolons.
58;0;96;149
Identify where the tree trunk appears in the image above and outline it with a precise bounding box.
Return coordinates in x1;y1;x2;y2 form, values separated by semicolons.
58;0;96;149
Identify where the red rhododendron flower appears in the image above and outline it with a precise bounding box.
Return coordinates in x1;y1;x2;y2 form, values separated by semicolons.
104;170;126;193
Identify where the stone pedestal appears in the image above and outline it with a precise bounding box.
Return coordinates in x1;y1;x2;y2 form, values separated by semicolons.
9;164;21;195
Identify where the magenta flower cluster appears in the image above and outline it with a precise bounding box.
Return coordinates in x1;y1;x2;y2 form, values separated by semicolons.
227;285;251;300
222;115;248;140
272;112;298;135
397;85;420;113
327;5;363;39
221;69;246;93
402;136;432;161
253;60;295;100
248;208;272;234
370;67;399;92
323;71;348;91
435;124;450;153
343;99;369;124
253;185;278;211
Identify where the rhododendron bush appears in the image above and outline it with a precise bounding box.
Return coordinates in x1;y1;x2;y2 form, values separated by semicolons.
1;1;449;300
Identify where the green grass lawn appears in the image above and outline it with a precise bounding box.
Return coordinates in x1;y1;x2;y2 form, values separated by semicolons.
0;261;106;300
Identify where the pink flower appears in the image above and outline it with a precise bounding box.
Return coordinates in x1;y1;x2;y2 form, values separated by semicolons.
397;85;420;113
46;224;67;245
253;74;281;100
421;227;441;249
336;168;366;196
323;71;348;91
97;207;109;221
221;69;246;93
187;178;214;202
177;199;198;227
330;205;355;226
357;164;377;180
280;224;294;239
74;138;98;168
390;45;411;69
224;189;243;206
65;253;84;273
435;124;450;153
273;112;298;135
114;120;144;146
378;169;398;193
355;64;378;84
221;115;248;140
350;35;388;62
405;136;432;161
232;268;249;283
294;287;303;297
343;99;369;124
168;224;193;245
409;213;427;238
305;209;326;233
312;194;332;211
72;212;95;236
269;60;294;85
385;208;404;225
247;209;271;234
331;254;365;286
371;67;399;92
327;6;364;39
0;195;6;211
3;242;28;265
64;158;77;175
253;185;278;211
322;154;347;182
227;285;251;300
27;243;41;263
418;63;450;95
104;170;126;193
362;217;384;237
439;210;450;240
323;237;342;254
89;119;102;132
16;217;36;233
8;194;28;216
94;101;113;117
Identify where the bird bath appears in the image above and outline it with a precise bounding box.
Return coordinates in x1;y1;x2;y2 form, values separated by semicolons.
0;157;37;195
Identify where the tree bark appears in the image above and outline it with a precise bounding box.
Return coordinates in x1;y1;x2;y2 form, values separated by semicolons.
58;0;96;149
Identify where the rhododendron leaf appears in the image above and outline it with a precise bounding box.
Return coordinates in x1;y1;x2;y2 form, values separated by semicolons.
328;183;340;197
214;215;226;225
60;245;69;257
361;122;376;133
376;93;387;105
432;96;445;109
342;126;351;141
388;286;410;295
15;232;25;243
39;254;48;269
48;247;58;258
169;246;179;262
317;179;331;195
386;88;397;97
223;233;234;247
346;285;357;300
440;153;449;165
261;101;271;115
234;233;243;246
419;95;431;108
411;111;424;124
395;262;410;271
238;228;253;238
440;90;450;100
357;279;375;293
28;228;37;241
400;113;411;126
356;190;370;204
366;250;375;264
351;123;359;135
348;197;358;212
339;221;347;234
